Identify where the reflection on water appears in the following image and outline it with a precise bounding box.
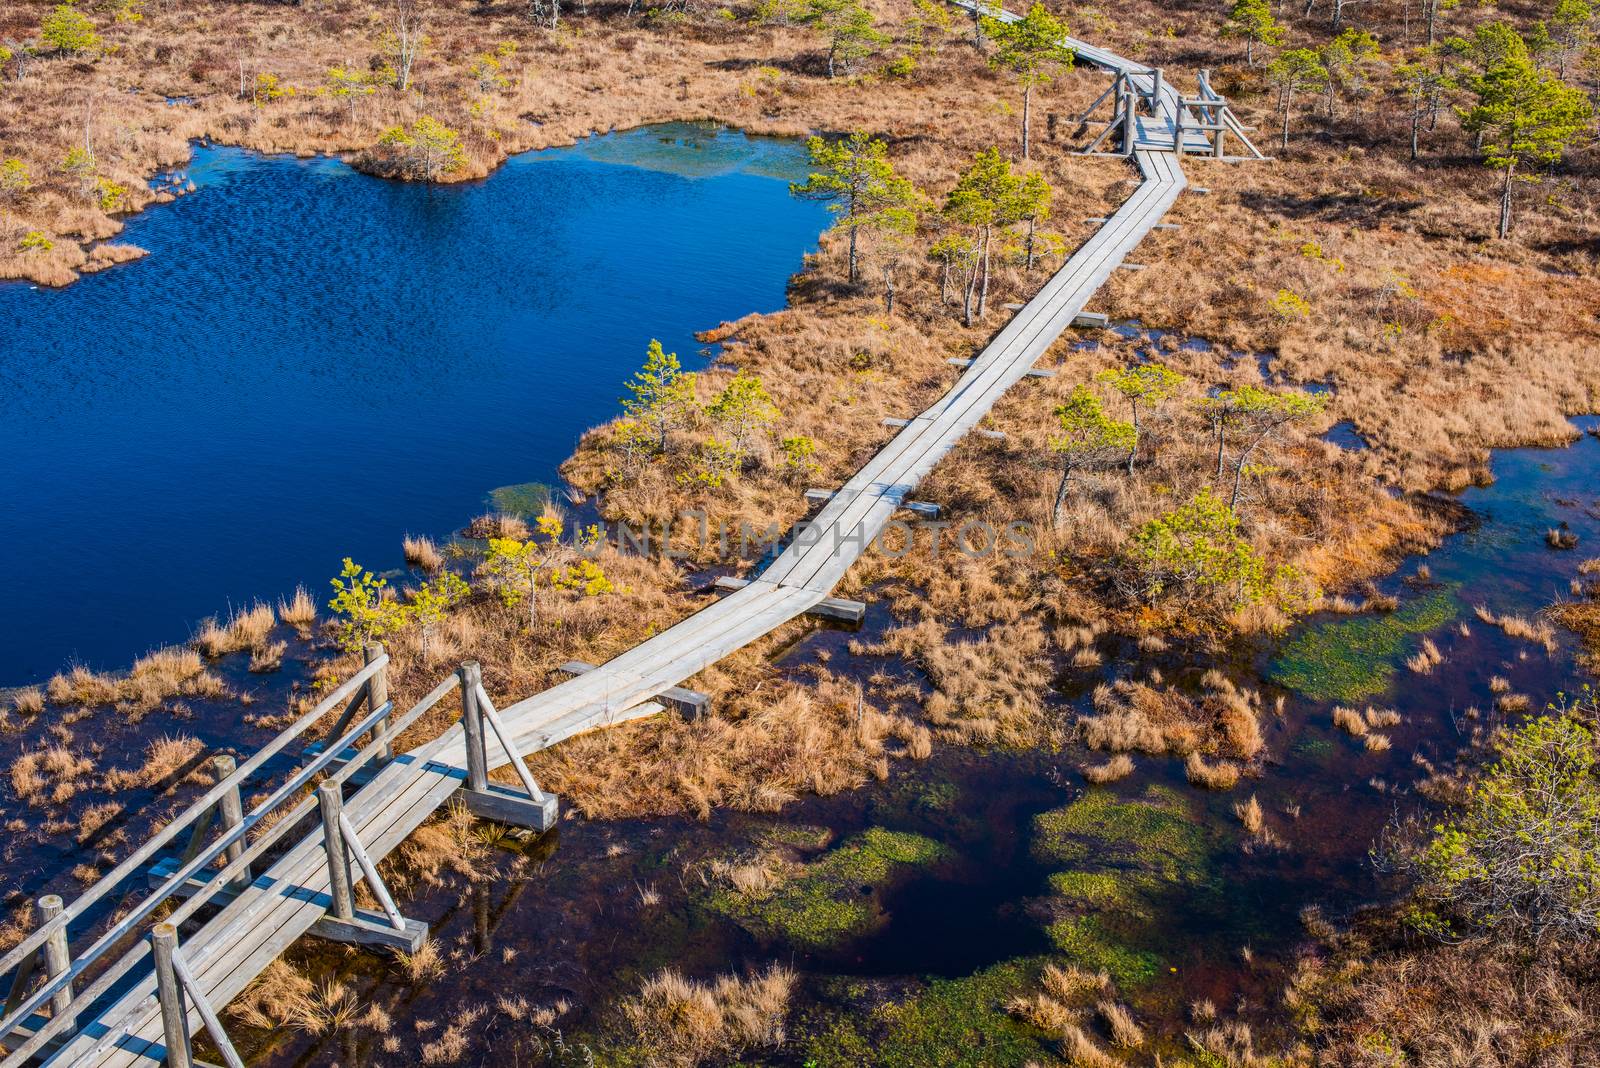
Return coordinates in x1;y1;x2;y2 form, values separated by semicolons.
0;124;828;682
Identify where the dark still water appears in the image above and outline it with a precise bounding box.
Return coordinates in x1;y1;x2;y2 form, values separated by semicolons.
0;124;828;683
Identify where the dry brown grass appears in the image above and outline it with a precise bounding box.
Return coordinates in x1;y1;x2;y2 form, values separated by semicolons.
230;959;362;1036
1082;754;1135;784
194;602;276;658
1079;674;1267;767
403;534;444;572
1098;1000;1144;1049
9;744;94;806
1185;752;1242;791
277;585;318;635
10;688;44;716
1233;794;1264;835
618;963;795;1068
45;648;226;718
1302;928;1600;1067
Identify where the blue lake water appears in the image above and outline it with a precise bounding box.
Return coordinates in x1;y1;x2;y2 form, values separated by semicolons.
0;124;829;684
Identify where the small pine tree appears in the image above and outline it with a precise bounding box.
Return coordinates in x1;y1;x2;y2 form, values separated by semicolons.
621;340;697;455
1461;35;1593;238
981;3;1074;159
41;4;100;54
1048;385;1136;526
1221;0;1283;67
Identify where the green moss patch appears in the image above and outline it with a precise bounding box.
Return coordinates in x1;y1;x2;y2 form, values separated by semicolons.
709;827;946;951
801;960;1058;1068
1269;588;1459;702
1046;915;1164;988
1031;786;1225;988
1034;784;1212;887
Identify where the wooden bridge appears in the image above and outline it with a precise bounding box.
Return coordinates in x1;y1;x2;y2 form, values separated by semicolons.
0;8;1257;1064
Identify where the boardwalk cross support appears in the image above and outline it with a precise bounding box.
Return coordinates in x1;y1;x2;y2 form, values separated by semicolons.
454;661;560;832
308;782;428;952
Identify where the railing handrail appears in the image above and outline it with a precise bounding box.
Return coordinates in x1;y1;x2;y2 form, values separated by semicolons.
0;666;467;1066
0;654;389;985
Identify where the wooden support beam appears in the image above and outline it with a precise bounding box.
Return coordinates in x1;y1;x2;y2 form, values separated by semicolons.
1153;222;1180;231
558;661;709;721
1119;263;1148;271
1083;216;1109;224
712;577;865;625
974;428;1007;441
1000;301;1025;311
882;417;911;429
1073;312;1109;328
310;911;429;953
1190;187;1211;194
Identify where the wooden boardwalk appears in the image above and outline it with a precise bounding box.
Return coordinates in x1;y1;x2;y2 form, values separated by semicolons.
8;10;1217;1064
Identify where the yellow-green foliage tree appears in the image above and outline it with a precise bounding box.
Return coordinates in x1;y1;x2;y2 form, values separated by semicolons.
377;116;465;181
480;515;610;626
1321;27;1380;120
1096;364;1186;475
41;4;100;55
328;558;406;652
944;148;1039;325
1122;487;1302;619
1199;385;1326;511
706;370;780;461
982;3;1073;159
1405;702;1600;948
324;67;375;123
1266;48;1329;150
792;131;921;285
0;159;30;235
798;0;887;78
621;339;697;456
1049;385;1136;526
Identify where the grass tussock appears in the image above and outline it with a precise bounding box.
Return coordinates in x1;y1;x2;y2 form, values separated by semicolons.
277;586;317;635
403;535;444;572
230;960;362;1036
44;648;224;717
618;964;794;1068
194;602;276;658
1082;754;1135;784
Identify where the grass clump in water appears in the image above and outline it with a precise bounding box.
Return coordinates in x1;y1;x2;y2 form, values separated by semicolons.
1269;587;1459;702
708;827;946;951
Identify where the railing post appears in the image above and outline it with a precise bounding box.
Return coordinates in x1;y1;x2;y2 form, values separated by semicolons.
1150;67;1163;113
151;924;192;1068
458;661;488;794
364;642;392;765
38;895;73;1032
1175;106;1186;157
316;781;355;921
1214;105;1227;158
212;755;249;894
1122;84;1136;157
